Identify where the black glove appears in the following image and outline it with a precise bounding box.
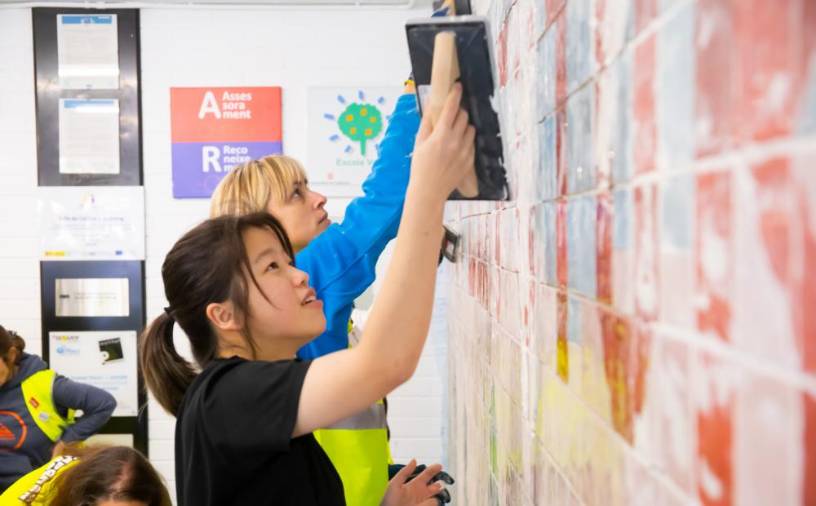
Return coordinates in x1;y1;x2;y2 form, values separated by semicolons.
388;463;455;504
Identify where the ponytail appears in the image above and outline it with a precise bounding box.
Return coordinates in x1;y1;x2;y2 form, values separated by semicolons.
139;212;294;418
139;312;196;416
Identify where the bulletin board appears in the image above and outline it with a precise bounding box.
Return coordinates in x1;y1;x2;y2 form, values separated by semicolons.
40;260;148;453
33;8;142;186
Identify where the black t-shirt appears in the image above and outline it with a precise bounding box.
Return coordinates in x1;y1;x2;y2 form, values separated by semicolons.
175;356;345;506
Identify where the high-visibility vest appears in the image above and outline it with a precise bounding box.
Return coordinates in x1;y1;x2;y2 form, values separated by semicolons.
313;320;391;506
19;370;75;443
313;399;391;506
0;455;79;504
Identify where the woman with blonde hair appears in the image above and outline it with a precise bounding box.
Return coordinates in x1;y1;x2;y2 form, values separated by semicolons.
210;82;441;504
140;85;473;505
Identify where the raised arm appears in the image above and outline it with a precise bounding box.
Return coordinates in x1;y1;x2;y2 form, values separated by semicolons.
294;84;475;436
296;92;419;360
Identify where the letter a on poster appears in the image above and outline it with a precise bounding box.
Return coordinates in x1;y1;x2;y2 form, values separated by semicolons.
170;87;282;198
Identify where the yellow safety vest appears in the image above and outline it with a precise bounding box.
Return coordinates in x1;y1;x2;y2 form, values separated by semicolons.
313;400;391;506
0;455;79;504
20;370;75;443
312;320;391;506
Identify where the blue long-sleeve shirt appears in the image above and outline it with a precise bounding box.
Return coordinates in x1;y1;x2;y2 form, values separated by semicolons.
296;93;420;360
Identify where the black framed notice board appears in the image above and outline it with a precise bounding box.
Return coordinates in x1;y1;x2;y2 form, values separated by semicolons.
33;8;142;186
33;7;147;455
40;260;148;454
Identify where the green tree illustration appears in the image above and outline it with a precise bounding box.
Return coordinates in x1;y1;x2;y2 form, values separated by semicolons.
337;103;383;156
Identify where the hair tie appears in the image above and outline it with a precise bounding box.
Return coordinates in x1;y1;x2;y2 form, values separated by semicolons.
164;307;175;321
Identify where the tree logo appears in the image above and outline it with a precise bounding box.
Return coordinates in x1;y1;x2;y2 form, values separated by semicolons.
324;90;387;157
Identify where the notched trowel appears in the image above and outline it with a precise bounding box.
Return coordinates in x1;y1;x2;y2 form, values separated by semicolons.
406;14;509;201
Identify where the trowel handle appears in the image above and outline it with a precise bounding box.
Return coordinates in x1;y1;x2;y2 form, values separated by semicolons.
429;31;479;198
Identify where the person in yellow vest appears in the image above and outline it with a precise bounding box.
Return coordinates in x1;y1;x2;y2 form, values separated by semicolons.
0;325;116;493
1;444;171;505
209;81;433;505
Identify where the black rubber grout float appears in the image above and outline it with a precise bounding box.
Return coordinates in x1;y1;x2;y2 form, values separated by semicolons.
406;1;509;202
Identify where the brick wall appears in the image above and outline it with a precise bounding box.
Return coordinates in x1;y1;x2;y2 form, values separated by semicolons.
444;0;816;504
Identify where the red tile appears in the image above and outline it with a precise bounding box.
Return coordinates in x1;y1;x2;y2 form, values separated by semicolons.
793;164;816;373
800;210;816;374
732;0;804;142
753;159;793;283
751;158;816;372
600;311;633;443
546;0;566;28
634;0;658;33
556;107;568;196
631;322;652;416
555;14;568;106
597;192;613;304
599;310;651;443
634;35;657;173
696;353;735;506
696;171;733;342
805;0;816;70
695;0;737;158
557;199;568;289
804;391;816;506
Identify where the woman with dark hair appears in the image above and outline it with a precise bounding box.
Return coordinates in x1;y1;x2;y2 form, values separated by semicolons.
0;326;116;492
0;444;171;506
140;85;474;505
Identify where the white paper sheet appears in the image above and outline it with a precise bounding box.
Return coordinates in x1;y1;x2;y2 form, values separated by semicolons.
57;14;119;90
59;98;120;175
49;330;138;417
55;278;129;317
38;186;145;260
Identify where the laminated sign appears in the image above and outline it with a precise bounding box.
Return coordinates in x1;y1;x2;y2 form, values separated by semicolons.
170;87;282;198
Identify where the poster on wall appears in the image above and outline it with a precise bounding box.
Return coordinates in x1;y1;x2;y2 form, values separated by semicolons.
170;87;282;198
49;330;138;417
307;86;403;197
58;98;120;174
37;186;145;260
56;14;119;90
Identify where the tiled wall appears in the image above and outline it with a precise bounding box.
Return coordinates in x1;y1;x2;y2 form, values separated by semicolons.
444;0;816;504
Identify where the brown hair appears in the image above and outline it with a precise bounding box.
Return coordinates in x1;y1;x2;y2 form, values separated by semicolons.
210;155;308;218
50;445;172;506
139;212;294;416
0;324;26;366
